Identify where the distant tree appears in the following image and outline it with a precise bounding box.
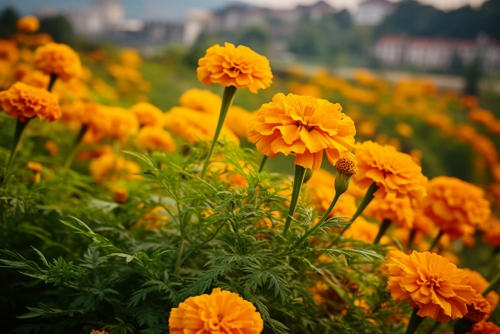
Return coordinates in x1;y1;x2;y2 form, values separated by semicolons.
464;56;483;96
239;26;270;54
288;24;321;57
333;10;352;31
0;7;19;39
39;15;73;44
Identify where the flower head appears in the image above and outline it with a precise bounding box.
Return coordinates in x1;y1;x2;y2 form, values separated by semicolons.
197;42;272;94
463;269;499;310
468;321;500;334
387;251;473;323
248;93;356;170
89;153;141;183
169;288;264;334
34;42;82;81
464;291;492;323
365;194;415;229
130;102;164;127
422;176;490;239
112;187;129;204
0;82;61;122
17;16;39;32
85;106;139;144
344;217;381;243
353;141;428;202
21;70;50;89
0;39;19;63
138;126;177;153
60;101;99;128
136;206;168;230
90;330;108;334
179;88;222;114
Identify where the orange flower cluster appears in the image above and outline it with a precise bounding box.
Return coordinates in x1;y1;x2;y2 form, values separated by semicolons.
135;206;168;230
248;93;356;170
0;82;61;122
468;321;500;334
89;152;141;184
421;176;490;238
85;106;139;144
364;194;414;229
130;102;164;127
0;39;19;63
60;100;99;128
387;251;473;323
226;105;254;138
34;42;82;81
179;88;221;115
353;141;428;202
197;42;272;94
169;288;264;334
137;126;177;153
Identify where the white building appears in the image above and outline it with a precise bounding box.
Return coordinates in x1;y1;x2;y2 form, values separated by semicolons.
353;0;395;26
184;10;214;46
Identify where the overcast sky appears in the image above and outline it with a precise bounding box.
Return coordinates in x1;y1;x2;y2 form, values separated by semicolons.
245;0;487;11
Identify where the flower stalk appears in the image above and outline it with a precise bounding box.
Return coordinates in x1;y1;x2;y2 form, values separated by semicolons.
483;272;500;297
337;181;379;238
4;118;31;179
405;308;424;334
283;164;307;235
200;85;237;179
429;230;444;251
374;219;391;244
63;124;87;171
47;73;58;92
258;155;267;173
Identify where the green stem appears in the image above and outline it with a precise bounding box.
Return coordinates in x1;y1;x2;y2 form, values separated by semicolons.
453;319;474;334
283;165;307;235
405;308;424;334
4;118;31;178
293;192;341;247
374;219;391;245
429;230;444;252
47;74;58;92
483;272;500;297
407;229;417;251
258;155;267;173
63;124;87;171
426;321;439;334
336;182;379;239
200;85;237;179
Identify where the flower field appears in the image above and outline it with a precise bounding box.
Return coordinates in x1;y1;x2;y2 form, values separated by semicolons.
1;16;500;334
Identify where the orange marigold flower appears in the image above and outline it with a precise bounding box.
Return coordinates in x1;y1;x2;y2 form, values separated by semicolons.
169;288;264;334
226;105;254;138
164;107;240;145
112;187;129;204
21;70;50;89
138;126;177;153
0;39;19;63
17;16;40;33
197;42;272;94
44;140;58;156
130;102;164;127
421;176;490;239
90;330;108;334
353;141;428;202
344;217;380;243
89;153;141;183
179;88;221;115
467;321;500;334
135;206;168;230
387;251;473;323
465;291;492;323
60;101;99;128
0;82;61;122
27;162;43;173
248;93;356;170
364;193;415;229
85;106;139;144
34;42;82;81
463;269;499;310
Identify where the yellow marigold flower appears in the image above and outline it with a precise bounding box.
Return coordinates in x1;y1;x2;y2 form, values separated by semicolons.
0;39;19;63
138;126;177;153
31;33;53;47
85;106;139;144
248;93;356;170
120;48;141;68
468;321;500;334
208;160;249;189
89;153;141;183
135;206;168;230
365;194;414;229
421;176;490;239
21;70;50;89
60;101;99;128
179;88;221;115
164;107;240;145
353;141;428;203
387;251;473;323
287;82;322;98
396;122;414;138
344;217;381;243
465;291;492;323
307;183;357;219
169;288;264;334
44;140;58;156
112;187;129;204
307;168;364;199
17;16;39;32
0;82;61;122
226;105;254;138
357;121;376;137
130;102;164;127
27;162;42;173
463;269;499;310
34;42;82;81
197;42;272;94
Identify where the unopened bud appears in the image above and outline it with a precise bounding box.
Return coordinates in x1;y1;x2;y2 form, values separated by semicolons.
334;155;357;195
